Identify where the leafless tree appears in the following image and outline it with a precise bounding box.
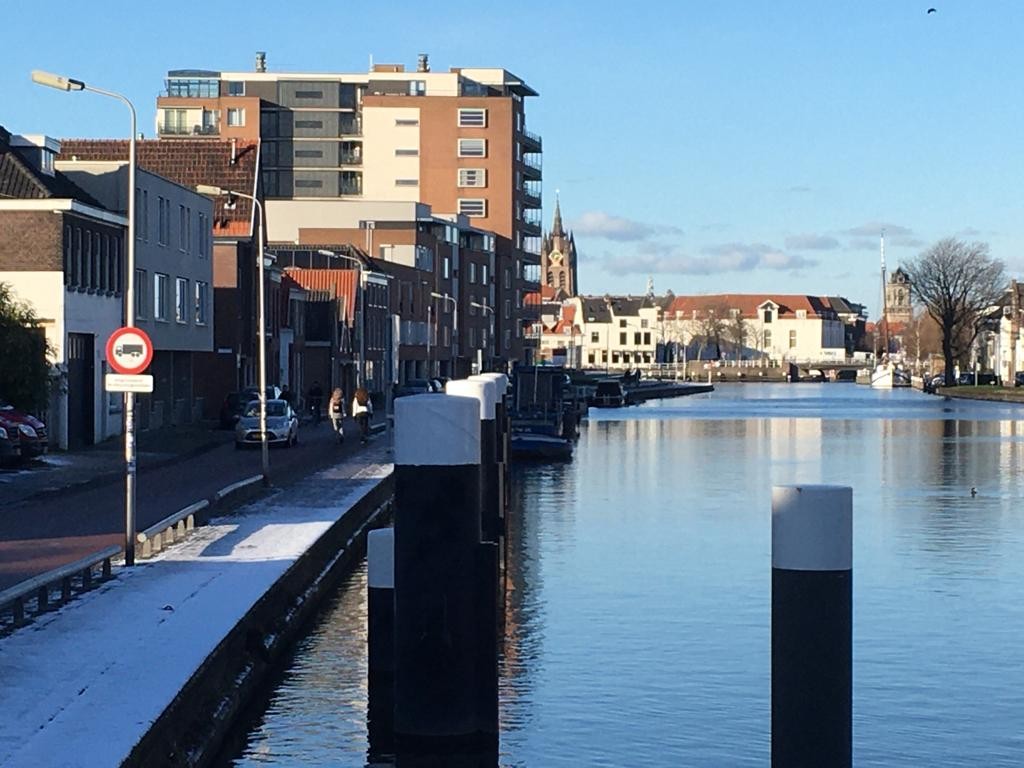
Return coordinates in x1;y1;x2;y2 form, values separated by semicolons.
904;238;1005;386
726;312;747;360
695;304;728;360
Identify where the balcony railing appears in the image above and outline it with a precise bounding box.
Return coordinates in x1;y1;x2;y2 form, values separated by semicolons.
339;120;362;136
520;128;542;150
523;153;542;170
523;208;543;226
340;179;363;195
520;186;541;208
159;123;219;136
339;152;362;165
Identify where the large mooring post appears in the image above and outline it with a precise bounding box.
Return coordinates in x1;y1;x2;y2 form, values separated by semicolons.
446;378;500;739
367;527;395;754
771;484;852;768
473;372;511;609
393;394;482;745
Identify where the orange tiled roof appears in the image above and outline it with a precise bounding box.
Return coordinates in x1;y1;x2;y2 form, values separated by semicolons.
666;293;834;319
58;138;260;238
284;268;358;323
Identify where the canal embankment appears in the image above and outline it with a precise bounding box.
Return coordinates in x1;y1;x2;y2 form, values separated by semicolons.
933;385;1024;404
0;445;393;768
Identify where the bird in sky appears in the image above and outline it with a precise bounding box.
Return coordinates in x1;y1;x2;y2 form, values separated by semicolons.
927;7;937;13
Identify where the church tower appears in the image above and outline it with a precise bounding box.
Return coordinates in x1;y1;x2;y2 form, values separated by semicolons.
885;267;913;324
540;197;579;296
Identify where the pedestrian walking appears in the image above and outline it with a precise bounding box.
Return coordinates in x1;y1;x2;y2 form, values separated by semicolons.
308;381;324;424
352;387;373;443
329;388;346;442
280;384;295;409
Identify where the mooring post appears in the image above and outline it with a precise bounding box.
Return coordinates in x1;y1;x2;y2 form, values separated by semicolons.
367;527;396;755
771;484;852;768
474;372;511;612
451;378;499;543
393;394;482;745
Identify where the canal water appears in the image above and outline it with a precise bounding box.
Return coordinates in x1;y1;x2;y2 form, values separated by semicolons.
218;384;1024;767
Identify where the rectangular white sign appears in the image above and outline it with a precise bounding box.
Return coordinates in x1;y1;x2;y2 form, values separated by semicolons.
105;373;154;393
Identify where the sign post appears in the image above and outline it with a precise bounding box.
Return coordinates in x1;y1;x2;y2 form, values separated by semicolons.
106;327;154;566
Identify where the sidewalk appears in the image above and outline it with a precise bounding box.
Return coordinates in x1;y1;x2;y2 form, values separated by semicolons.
0;423;232;506
0;443;392;768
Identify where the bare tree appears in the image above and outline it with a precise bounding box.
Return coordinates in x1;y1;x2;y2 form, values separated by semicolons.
695;304;728;360
726;311;747;360
905;238;1005;386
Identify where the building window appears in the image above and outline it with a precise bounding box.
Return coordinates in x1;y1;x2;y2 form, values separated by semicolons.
763;308;773;323
443;256;450;279
641;319;649;328
789;330;797;348
504;330;511;351
142;190;149;241
295;179;324;188
92;233;101;290
178;205;187;250
395;148;419;156
763;329;772;348
227;108;245;127
157;197;168;245
99;235;108;292
796;309;807;319
227;81;245;96
469;294;477;316
395;179;419;186
195;281;209;325
295;149;323;158
619;332;627;345
458;168;487;188
504;268;512;290
295;89;324;99
135;268;148;318
409;80;426;96
458;108;487;127
644;332;651;345
395;118;419;126
175;277;189;324
504;299;511;319
63;226;72;285
154;273;169;321
458;198;487;217
482;264;490;283
469;262;477;284
619;319;627;328
186;207;192;253
83;233;92;290
458;138;486;157
295;120;324;129
591;332;599;343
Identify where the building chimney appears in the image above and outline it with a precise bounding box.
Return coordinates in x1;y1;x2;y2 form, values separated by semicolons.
255;51;267;73
417;53;430;73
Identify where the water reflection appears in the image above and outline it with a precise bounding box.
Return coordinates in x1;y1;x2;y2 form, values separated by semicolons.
220;384;1024;767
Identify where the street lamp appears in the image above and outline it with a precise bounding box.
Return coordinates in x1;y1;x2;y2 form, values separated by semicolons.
33;69;140;565
196;184;270;487
318;249;366;388
470;300;494;373
431;292;458;377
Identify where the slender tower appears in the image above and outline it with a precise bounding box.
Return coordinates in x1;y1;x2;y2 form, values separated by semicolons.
880;231;888;357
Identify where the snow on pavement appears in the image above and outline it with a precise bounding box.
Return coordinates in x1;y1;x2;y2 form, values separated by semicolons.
0;446;392;768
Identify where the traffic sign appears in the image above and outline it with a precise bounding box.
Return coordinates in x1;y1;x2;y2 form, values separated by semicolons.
106;327;153;375
105;374;154;393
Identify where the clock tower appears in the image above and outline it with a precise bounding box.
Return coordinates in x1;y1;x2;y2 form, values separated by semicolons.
540;197;579;297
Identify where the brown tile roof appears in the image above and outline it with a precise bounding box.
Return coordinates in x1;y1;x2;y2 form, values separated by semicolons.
0;125;105;206
666;293;836;319
284;268;358;324
58;138;260;237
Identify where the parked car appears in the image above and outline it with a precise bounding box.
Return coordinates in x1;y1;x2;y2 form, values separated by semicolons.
958;372;999;386
234;399;298;448
0;425;17;466
0;401;48;454
394;379;440;398
0;409;45;461
1015;372;1024;388
220;387;284;429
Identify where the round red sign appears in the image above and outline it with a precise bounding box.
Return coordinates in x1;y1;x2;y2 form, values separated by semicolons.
106;327;154;375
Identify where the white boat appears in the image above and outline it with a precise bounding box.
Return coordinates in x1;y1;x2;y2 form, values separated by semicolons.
869;232;911;389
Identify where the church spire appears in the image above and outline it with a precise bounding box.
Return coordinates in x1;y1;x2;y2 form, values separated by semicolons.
552;193;565;237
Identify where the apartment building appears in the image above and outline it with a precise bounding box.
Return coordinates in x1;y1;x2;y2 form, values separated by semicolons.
154;53;542;367
56;160;214;428
0;130;125;449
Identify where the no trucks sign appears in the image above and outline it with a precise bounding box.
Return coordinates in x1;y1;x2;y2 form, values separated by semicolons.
105;327;154;376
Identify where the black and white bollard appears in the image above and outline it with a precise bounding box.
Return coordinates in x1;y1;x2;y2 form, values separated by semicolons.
367;527;395;754
771;484;852;768
393;394;482;745
451;378;499;543
472;373;510;625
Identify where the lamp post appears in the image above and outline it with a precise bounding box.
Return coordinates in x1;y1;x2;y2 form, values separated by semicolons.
470;300;494;374
33;70;141;564
318;249;365;388
431;292;458;377
196;185;270;487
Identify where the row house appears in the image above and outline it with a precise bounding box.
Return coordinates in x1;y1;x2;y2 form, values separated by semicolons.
56;158;214;428
0;129;125;449
562;294;663;369
59;138;306;419
153;52;542;368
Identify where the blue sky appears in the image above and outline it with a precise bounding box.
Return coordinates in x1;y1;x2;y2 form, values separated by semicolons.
3;1;1023;317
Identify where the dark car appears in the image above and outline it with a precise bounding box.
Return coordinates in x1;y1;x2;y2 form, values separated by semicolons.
0;401;48;454
1015;372;1024;388
220;387;283;429
0;424;17;466
958;372;998;386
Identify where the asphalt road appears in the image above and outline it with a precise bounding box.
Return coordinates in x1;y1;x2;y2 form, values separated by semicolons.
0;417;382;592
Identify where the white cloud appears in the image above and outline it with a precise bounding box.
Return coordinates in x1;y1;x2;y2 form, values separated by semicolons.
573;211;682;242
785;234;841;250
599;242;816;276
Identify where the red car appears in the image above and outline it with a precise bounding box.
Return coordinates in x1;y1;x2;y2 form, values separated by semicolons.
0;401;48;461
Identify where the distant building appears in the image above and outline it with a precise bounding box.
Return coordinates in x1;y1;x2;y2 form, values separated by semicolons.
885;267;913;325
540;198;578;297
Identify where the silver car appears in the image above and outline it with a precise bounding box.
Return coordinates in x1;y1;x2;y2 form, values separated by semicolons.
234;399;299;448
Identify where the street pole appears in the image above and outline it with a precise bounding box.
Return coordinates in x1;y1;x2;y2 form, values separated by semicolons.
32;71;140;566
198;185;268;485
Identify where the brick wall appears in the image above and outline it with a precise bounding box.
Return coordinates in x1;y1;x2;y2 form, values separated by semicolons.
0;211;61;270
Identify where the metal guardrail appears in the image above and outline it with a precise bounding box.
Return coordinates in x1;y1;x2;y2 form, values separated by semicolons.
0;545;120;632
137;499;208;559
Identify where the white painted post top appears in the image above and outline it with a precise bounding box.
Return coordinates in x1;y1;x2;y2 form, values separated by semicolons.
448;378;496;420
395;394;481;466
474;372;509;394
772;485;852;571
367;528;394;589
